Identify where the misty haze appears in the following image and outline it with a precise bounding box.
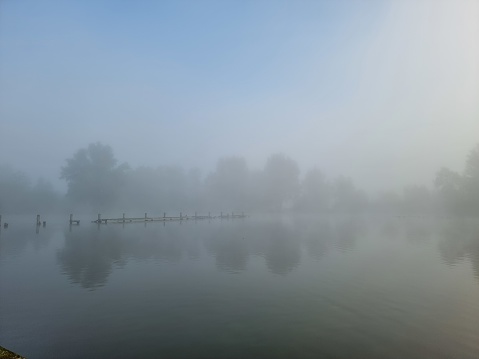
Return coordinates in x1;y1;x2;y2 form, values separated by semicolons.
1;1;479;358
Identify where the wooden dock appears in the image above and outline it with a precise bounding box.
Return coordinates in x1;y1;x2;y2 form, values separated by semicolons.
90;212;246;224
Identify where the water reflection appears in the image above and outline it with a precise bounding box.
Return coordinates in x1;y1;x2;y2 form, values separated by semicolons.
55;216;479;290
333;217;364;252
57;223;202;289
437;219;479;280
0;223;53;259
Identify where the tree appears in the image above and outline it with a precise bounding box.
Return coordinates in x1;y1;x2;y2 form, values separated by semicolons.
296;168;330;212
61;143;128;209
206;156;250;210
332;176;367;213
463;144;479;213
263;154;300;211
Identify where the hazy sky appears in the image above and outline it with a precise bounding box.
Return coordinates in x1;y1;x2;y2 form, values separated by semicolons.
1;0;478;192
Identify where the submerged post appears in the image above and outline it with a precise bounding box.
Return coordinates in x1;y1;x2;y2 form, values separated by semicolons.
36;214;41;226
69;214;73;224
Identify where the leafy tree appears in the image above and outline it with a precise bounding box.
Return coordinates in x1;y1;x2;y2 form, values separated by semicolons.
296;168;330;212
263;154;300;211
332;176;367;213
206;156;250;210
463;144;479;213
61;143;128;209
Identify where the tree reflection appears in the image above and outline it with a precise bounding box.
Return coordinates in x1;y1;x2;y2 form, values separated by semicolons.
263;221;301;275
437;219;479;282
57;223;202;289
334;217;363;253
205;226;249;273
300;219;333;261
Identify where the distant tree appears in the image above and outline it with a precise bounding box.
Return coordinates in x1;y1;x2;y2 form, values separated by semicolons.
296;168;330;212
0;165;61;214
463;144;479;213
373;191;402;215
206;156;250;210
0;165;32;213
434;167;463;214
402;185;434;214
263;154;300;211
464;144;479;180
332;176;367;213
60;143;129;209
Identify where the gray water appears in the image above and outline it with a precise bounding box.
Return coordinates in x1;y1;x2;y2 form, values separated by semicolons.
1;215;478;359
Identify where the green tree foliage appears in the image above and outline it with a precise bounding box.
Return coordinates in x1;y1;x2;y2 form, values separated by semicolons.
61;143;128;209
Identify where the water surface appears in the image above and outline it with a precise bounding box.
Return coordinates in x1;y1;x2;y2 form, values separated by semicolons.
1;215;478;358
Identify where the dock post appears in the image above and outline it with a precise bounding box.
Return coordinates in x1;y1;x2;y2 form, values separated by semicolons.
98;214;101;224
36;214;41;226
123;213;125;223
208;212;211;219
164;212;166;219
0;214;2;227
70;214;73;224
180;212;182;220
145;213;147;221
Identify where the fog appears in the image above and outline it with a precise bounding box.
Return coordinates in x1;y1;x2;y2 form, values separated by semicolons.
1;0;478;214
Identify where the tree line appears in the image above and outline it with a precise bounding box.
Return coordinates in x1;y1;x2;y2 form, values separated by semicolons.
1;142;478;215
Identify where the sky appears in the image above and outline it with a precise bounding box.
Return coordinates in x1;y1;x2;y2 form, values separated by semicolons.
1;0;478;193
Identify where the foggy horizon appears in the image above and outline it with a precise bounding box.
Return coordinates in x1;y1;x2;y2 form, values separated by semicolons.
1;0;478;194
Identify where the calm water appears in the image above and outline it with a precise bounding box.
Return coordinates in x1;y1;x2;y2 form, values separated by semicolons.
1;215;479;359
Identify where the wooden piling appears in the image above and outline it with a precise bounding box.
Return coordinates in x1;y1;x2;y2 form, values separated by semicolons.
98;214;101;223
36;214;41;226
70;214;73;224
123;213;125;223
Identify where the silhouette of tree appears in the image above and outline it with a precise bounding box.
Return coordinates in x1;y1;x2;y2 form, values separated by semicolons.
61;143;128;209
463;144;479;214
263;154;300;211
296;168;330;212
206;156;250;210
